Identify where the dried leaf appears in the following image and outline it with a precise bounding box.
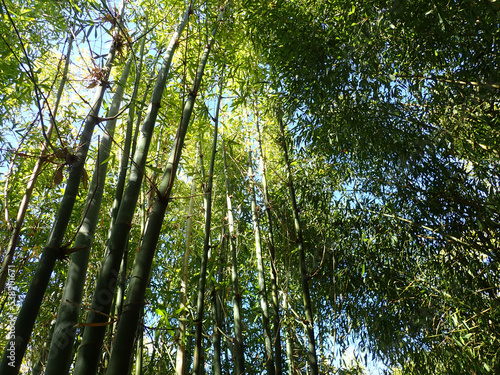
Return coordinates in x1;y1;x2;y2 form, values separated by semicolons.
86;80;98;89
53;164;64;186
81;167;88;189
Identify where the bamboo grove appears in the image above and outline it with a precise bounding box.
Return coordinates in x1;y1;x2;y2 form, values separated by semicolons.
0;0;499;374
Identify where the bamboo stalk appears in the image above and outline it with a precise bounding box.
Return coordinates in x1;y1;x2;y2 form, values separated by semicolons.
104;7;225;374
73;8;191;374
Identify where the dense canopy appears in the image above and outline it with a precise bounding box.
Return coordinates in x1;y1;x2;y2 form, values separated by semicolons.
0;0;499;374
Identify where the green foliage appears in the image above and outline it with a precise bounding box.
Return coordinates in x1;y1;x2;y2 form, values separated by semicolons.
1;0;499;374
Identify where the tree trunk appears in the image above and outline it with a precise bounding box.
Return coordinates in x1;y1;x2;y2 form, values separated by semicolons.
73;8;191;375
283;291;296;375
45;52;133;375
134;314;144;375
248;140;275;375
278;113;319;375
283;221;297;375
0;5;123;371
255;109;282;374
222;136;245;374
113;243;129;334
211;230;225;375
175;151;198;375
210;77;226;375
109;28;147;229
192;61;224;375
131;37;160;160
104;8;224;374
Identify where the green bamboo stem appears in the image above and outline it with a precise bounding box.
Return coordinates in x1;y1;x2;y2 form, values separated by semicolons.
248;142;275;375
44;52;133;375
104;8;224;375
222;133;245;374
134;315;144;375
175;151;198;375
0;7;122;372
192;70;224;375
278;114;319;375
255;111;283;374
283;291;296;375
109;28;147;228
210;229;225;375
73;8;191;375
